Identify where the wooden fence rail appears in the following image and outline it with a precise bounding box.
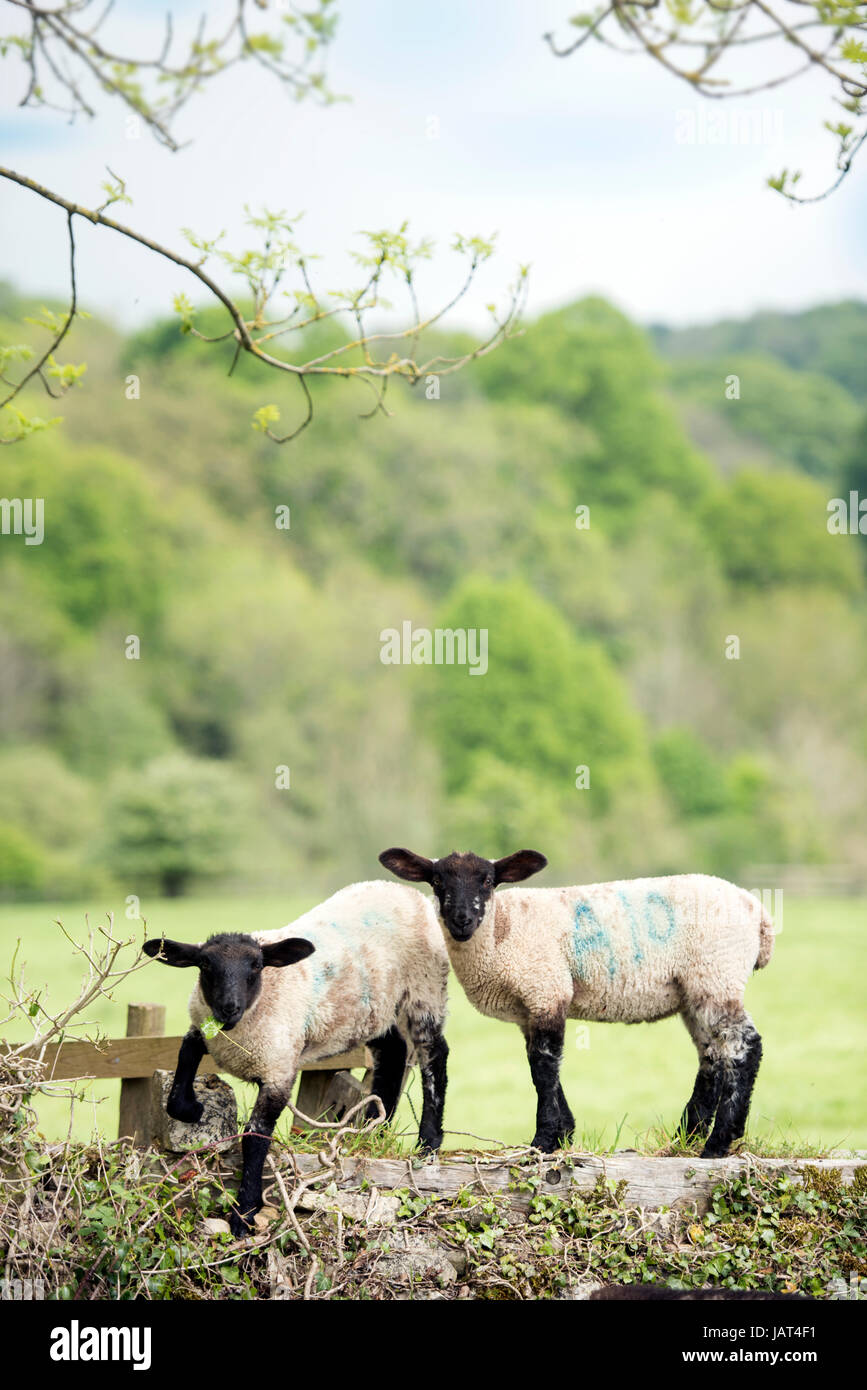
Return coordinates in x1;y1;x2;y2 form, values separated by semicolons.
8;1009;864;1217
8;1002;375;1142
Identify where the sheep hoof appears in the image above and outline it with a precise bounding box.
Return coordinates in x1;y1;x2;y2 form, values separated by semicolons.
699;1143;730;1160
531;1133;560;1154
167;1099;205;1125
229;1206;256;1238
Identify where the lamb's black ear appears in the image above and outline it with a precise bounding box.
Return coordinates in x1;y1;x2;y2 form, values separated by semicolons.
493;850;547;884
378;847;435;883
142;938;203;968
261;938;315;968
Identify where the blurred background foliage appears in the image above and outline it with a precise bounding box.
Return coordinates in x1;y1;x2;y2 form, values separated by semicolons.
1;282;866;901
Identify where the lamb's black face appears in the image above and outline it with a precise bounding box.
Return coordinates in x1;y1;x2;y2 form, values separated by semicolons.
196;935;267;1028
431;853;495;941
142;932;315;1030
378;846;549;943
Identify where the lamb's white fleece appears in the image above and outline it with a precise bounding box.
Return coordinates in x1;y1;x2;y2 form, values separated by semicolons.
189;880;448;1085
441;873;774;1030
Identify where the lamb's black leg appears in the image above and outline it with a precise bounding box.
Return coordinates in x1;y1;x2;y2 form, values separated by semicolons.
526;1020;568;1152
680;1008;723;1143
407;1014;449;1153
166;1027;207;1124
701;1017;763;1159
556;1082;575;1143
680;1059;722;1141
231;1081;291;1237
366;1026;408;1122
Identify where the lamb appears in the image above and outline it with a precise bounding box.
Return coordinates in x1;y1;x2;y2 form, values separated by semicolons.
378;847;775;1159
142;880;449;1235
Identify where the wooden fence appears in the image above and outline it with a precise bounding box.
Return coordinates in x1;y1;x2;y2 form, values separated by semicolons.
14;1002;376;1144
9;1007;866;1217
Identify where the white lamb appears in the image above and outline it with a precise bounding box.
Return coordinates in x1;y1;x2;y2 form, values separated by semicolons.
143;880;449;1234
379;847;775;1157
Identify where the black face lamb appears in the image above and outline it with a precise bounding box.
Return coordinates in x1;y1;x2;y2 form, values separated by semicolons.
378;847;547;941
379;846;775;1161
142;880;450;1237
143;933;315;1029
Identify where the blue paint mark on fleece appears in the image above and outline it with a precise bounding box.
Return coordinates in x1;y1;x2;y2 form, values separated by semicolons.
644;892;676;944
572;890;679;980
360;910;394;933
302;921;348;1031
572;901;616;978
304;913;386;1028
303;960;327;1032
617;891;644;965
356;912;397;1011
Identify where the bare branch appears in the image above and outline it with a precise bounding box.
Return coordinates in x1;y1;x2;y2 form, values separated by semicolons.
2;0;342;151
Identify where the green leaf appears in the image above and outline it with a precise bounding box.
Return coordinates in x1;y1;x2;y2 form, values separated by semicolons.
252;403;281;432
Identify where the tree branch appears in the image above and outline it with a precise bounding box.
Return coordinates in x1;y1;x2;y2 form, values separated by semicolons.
0;166;528;444
2;0;342;151
546;0;867;200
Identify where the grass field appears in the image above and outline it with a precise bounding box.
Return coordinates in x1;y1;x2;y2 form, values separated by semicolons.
2;893;864;1153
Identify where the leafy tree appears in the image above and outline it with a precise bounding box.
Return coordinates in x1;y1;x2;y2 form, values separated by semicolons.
103;754;246;896
0;820;46;893
422;576;651;806
447;752;573;859
0;747;97;850
0;438;178;629
726;753;777;818
665;354;861;484
841;408;867;553
652;301;867;402
653;728;729;819
473;298;712;519
58;663;175;780
701;468;861;591
721;589;867;743
255;387;596;597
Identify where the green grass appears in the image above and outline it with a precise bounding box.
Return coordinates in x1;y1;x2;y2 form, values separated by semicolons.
1;893;864;1153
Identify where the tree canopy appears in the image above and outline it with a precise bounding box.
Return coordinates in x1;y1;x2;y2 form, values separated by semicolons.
2;290;864;897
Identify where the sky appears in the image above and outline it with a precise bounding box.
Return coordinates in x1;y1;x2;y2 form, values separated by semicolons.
0;0;865;334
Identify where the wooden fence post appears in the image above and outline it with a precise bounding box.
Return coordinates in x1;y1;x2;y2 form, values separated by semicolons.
295;1066;365;1128
294;1057;411;1130
117;1002;165;1143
